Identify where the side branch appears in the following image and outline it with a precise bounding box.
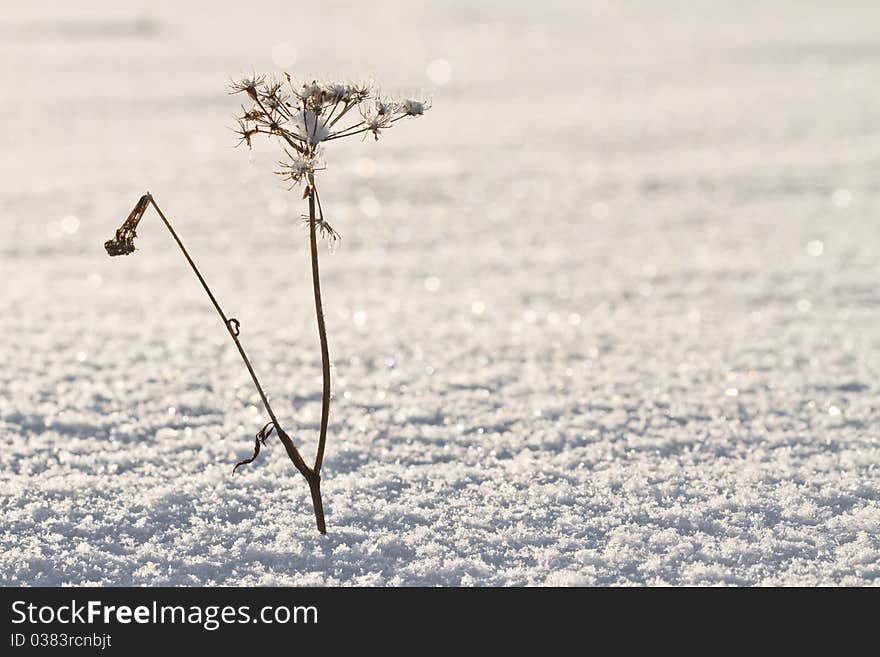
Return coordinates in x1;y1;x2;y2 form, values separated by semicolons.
147;194;314;477
109;193;313;479
106;193;328;533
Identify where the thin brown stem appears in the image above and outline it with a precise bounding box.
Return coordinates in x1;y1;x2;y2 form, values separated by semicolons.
147;198;279;439
306;471;326;534
326;114;408;142
313;183;326;223
326;100;357;130
143;194;327;532
321;100;340;131
307;178;332;474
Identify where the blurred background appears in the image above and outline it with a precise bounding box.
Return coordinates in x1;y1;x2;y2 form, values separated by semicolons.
1;1;879;585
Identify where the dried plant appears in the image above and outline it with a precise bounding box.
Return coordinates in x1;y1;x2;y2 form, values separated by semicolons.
104;74;428;534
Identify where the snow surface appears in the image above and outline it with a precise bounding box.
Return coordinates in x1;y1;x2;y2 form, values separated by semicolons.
2;0;880;586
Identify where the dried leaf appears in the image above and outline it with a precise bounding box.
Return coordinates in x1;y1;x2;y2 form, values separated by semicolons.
104;194;150;257
232;422;275;475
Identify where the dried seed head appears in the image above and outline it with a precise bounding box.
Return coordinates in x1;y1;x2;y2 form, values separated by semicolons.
375;99;397;116
229;75;265;101
324;82;350;104
232;72;429;187
301;214;340;242
275;151;322;186
402;98;428;116
359;106;391;141
234;119;260;149
298;81;324;108
345;83;370;104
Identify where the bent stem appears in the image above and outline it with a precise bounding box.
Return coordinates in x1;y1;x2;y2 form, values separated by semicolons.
127;193;327;533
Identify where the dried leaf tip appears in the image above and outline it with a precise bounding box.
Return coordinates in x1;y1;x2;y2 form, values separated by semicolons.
232;421;276;475
104;194;150;256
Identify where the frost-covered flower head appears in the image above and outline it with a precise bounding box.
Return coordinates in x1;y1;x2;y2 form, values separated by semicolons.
275;151;324;187
296;109;329;145
375;99;396;116
230;72;429;187
403;98;429;116
359;105;394;141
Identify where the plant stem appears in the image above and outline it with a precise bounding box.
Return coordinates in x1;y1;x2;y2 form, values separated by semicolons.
145;193;326;532
307;471;326;534
307;178;332;475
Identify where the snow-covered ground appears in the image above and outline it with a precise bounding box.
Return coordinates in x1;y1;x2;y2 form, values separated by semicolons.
2;0;880;585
